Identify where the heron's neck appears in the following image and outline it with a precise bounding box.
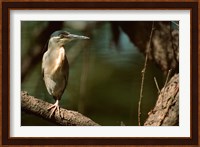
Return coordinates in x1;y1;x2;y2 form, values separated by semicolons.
48;41;64;50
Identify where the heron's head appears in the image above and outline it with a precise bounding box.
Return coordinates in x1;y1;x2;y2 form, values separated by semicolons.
48;30;89;47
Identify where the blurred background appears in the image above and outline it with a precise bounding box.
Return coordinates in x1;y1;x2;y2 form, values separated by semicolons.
21;21;166;126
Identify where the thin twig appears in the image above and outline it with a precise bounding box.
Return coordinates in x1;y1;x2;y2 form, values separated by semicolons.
138;21;154;126
164;69;172;88
161;69;172;108
154;77;161;94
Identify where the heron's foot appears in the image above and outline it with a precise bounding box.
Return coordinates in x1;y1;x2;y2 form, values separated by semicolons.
48;100;63;118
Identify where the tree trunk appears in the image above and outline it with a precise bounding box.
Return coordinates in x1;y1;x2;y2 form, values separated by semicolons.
144;74;179;126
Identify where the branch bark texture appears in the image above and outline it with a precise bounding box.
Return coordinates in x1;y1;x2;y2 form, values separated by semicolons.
144;74;179;126
21;91;100;126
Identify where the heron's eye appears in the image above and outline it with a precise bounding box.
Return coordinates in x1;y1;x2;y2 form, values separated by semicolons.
59;34;64;38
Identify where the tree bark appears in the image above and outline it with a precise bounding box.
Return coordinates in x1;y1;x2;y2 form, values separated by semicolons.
111;21;179;74
144;74;179;126
21;91;100;126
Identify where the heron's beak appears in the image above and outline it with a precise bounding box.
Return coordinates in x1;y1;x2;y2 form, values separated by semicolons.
66;34;90;40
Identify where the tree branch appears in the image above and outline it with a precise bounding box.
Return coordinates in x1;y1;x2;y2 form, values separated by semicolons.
144;74;179;126
21;91;100;126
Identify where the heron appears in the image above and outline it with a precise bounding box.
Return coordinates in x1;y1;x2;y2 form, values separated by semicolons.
42;30;89;118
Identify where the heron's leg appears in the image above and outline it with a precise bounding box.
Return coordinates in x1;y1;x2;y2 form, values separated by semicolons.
48;99;62;118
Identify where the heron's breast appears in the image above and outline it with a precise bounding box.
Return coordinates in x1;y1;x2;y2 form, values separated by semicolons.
51;48;66;75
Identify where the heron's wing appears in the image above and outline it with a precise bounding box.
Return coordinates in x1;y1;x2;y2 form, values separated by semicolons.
60;54;69;82
65;55;69;84
59;55;69;97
